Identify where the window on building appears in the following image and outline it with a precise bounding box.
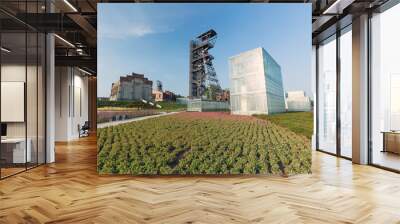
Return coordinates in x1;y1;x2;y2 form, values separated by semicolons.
339;26;352;158
317;35;337;154
371;3;400;171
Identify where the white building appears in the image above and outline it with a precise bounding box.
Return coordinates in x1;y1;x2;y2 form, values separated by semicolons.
286;91;312;112
229;47;286;115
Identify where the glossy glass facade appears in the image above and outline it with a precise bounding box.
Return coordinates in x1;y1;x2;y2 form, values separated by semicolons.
314;1;400;172
0;1;47;179
229;47;285;115
340;27;352;158
317;36;337;154
370;3;400;171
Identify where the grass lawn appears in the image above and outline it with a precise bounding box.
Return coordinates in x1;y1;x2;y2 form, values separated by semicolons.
253;112;313;139
97;100;186;112
97;107;140;111
155;101;187;112
97;112;311;176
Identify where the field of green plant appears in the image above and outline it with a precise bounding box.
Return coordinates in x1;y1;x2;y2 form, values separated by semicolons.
254;112;313;139
97;112;311;175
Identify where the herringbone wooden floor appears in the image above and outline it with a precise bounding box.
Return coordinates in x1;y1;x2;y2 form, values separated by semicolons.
1;135;400;224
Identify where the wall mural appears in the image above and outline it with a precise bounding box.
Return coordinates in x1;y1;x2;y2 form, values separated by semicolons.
97;3;313;175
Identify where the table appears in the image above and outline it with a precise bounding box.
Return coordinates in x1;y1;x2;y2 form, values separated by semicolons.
382;131;400;154
1;138;31;164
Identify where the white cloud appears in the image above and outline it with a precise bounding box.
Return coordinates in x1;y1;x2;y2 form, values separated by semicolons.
129;25;155;37
99;17;174;40
100;24;156;39
98;5;186;39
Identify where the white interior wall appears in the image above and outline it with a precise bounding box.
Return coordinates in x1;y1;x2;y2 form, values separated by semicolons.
71;72;89;138
55;67;89;141
55;66;69;141
1;65;29;138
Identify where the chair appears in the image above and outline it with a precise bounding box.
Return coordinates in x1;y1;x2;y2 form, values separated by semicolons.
79;121;90;138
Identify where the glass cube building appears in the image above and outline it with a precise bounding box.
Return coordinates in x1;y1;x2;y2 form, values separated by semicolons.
229;47;286;115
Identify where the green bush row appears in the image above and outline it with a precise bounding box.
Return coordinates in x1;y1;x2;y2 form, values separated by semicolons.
97;115;312;175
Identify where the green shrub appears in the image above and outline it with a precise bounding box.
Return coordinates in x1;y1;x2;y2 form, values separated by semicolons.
97;114;311;175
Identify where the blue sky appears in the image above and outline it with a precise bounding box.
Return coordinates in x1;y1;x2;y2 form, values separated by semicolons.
98;3;311;97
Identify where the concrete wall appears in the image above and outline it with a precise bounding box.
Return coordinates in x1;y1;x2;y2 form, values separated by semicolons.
352;14;369;164
112;78;152;101
46;32;55;163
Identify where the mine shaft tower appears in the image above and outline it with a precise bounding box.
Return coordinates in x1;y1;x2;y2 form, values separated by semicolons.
189;29;220;99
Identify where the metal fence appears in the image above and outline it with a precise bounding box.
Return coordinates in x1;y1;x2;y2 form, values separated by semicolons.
187;99;230;112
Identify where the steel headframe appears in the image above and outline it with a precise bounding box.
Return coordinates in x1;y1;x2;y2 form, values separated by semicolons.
189;29;221;99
